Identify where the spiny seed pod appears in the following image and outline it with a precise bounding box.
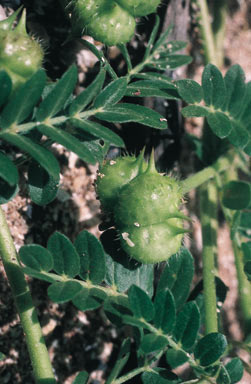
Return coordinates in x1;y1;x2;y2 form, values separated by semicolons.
96;151;189;264
116;0;161;17
62;0;161;46
96;150;147;213
0;8;44;90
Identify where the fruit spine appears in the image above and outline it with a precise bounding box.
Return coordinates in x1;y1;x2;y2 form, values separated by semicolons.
96;151;189;264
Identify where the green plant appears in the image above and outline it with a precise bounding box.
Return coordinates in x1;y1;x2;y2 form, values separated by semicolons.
0;2;250;384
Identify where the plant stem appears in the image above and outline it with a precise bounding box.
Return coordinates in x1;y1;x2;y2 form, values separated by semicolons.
212;0;228;68
200;182;218;334
220;160;251;335
195;0;229;337
113;366;150;384
233;239;251;335
180;150;233;194
197;0;218;65
0;207;56;384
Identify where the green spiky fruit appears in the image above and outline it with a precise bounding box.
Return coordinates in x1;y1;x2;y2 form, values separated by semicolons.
116;0;161;17
62;0;161;45
96;151;188;264
96;151;147;213
0;8;44;90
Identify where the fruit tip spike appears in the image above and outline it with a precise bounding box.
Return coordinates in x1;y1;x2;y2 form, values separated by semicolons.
146;148;157;174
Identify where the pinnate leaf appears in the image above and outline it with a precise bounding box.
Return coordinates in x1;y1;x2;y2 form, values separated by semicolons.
128;285;154;321
157;248;194;309
202;64;226;108
95;103;168;129
73;287;106;311
142;369;179;384
224;64;246;118
0;152;18;186
74;230;105;284
222;181;251;210
217;366;231;384
70;118;124;147
1;132;60;179
73;371;89;384
94;77;127;108
69;66;106;115
182;105;209;117
47;232;80;278
48;281;83;303
37;124;96;164
140;334;168;354
173;301;200;350
19;244;53;272
165;349;189;369
36;65;78;121
225;358;244;384
206;112;232;138
28;161;59;206
194;332;227;366
104;252;153;295
0;69;46;128
176;79;203;104
153;289;176;334
0;70;12;107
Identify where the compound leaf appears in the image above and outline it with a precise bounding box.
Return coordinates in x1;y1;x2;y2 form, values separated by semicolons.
69;66;106;115
70;118;124;147
225;358;244;384
140;334;168;354
73;371;89;384
153;288;176;334
0;70;12;107
28;161;59;206
47;232;80;278
48;281;83;303
95;103;168;129
173;301;200;350
37;124;96;164
36;65;78;121
222;181;251;210
94;77;127;108
19;244;53;272
1;132;60;179
194;333;227;366
157;248;194;309
128;285;154;321
74;230;106;284
0;69;46;128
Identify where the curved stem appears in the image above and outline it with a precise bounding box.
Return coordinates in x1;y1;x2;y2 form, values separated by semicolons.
180;150;233;194
0;207;56;384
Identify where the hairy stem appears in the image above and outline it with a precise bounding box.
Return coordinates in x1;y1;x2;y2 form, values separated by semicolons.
200;182;218;334
0;207;56;384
